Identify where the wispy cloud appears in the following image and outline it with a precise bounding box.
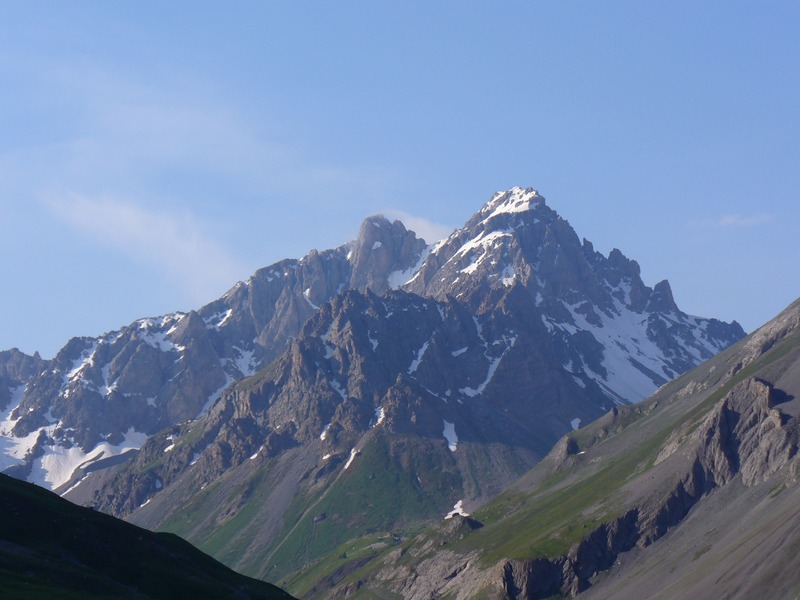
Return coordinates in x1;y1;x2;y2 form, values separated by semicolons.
688;213;773;228
384;209;453;243
0;57;402;296
46;194;249;302
0;55;394;215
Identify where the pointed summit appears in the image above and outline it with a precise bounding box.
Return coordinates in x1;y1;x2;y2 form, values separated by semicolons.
479;187;545;221
405;187;744;402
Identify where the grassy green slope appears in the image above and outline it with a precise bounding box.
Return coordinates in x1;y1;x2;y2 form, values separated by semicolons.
155;430;464;594
260;434;462;583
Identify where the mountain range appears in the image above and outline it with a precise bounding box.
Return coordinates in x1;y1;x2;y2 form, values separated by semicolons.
1;187;749;597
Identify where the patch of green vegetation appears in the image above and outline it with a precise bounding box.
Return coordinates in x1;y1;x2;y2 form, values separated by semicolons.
278;531;393;597
178;421;207;446
768;482;786;498
464;422;672;563
344;587;404;600
467;585;498;600
200;483;267;564
263;434;461;586
692;545;712;561
161;463;292;576
158;479;222;539
138;456;166;474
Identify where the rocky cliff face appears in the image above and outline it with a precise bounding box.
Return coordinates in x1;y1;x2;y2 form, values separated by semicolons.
404;188;744;403
0;216;426;491
329;298;800;600
498;375;800;599
90;286;600;518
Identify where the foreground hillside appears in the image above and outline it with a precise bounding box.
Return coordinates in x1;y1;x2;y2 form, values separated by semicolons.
297;298;800;599
0;473;295;599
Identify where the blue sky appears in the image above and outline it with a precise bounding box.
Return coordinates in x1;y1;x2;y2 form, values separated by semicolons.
1;2;798;358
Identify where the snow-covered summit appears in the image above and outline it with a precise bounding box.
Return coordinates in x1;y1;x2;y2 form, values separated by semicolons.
403;186;745;406
480;186;545;221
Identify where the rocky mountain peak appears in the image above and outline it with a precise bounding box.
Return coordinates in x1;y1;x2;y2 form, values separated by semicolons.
477;187;545;222
402;187;744;406
349;215;428;292
406;188;671;318
647;279;679;313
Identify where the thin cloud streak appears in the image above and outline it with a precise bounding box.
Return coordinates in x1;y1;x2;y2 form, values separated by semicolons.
384;209;453;244
0;55;395;212
688;213;773;228
46;194;249;302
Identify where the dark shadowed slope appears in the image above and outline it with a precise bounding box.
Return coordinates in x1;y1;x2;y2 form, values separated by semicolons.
0;473;295;600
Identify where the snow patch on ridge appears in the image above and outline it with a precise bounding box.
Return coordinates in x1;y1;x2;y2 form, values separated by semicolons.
561;299;668;403
408;340;430;373
367;331;379;351
556;298;688;403
66;342;99;382
330;380;347;400
389;246;431;289
204;309;233;330
344;447;358;470
232;346;257;377
456;230;513;275
500;264;516;286
321;327;336;359
303;288;319;310
459;334;517;398
445;499;469;519
27;428;149;491
197;375;234;418
373;407;385;427
443;420;458;451
136;314;186;353
0;385;34;472
1;384;26;430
